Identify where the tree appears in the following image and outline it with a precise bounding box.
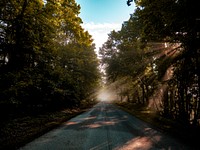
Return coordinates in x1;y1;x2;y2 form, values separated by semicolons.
134;0;200;125
100;0;200;127
0;0;100;113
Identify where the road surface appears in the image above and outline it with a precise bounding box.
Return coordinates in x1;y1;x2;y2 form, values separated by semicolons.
20;102;192;150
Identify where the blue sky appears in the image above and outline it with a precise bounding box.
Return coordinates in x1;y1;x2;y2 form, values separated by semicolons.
76;0;135;50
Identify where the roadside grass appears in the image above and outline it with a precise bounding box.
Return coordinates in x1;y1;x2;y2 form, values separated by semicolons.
0;102;96;150
115;101;200;149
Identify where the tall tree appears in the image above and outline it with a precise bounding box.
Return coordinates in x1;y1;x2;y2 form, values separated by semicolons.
0;0;100;112
100;0;200;126
134;0;200;125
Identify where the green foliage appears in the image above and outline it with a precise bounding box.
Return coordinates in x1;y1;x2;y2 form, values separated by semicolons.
134;0;200;126
0;0;100;113
100;0;200;127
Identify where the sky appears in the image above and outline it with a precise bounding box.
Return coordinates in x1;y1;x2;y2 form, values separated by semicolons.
76;0;135;51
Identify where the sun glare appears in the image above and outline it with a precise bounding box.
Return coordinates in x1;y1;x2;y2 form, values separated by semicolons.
97;88;116;101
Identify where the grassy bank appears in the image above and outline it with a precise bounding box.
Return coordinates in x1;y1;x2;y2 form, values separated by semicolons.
115;101;200;149
0;102;95;150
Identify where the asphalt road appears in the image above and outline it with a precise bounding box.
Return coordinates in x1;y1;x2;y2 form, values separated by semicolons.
19;102;192;150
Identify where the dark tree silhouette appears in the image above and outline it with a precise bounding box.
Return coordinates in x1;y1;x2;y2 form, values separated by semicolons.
127;0;133;6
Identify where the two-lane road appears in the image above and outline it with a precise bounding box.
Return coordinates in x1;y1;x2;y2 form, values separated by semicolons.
20;102;192;150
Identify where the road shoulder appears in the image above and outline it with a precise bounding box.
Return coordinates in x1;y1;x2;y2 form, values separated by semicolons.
115;101;200;149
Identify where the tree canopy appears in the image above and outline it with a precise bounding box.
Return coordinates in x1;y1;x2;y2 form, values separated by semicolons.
100;0;200;126
0;0;100;113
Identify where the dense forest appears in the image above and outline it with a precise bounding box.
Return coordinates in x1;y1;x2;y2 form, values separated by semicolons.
100;0;200;127
0;0;100;115
1;0;200;149
0;0;200;129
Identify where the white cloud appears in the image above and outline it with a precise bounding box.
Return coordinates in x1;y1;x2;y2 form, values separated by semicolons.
82;22;122;52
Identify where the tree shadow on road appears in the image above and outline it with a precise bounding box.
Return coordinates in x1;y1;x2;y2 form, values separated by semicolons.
61;102;193;150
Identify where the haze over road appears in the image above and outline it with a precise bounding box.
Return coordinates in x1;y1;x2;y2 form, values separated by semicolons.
20;102;191;150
